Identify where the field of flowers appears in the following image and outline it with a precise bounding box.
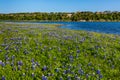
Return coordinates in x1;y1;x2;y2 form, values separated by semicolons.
0;22;120;80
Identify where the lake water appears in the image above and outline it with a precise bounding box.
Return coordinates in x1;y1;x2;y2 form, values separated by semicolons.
60;22;120;34
15;21;120;34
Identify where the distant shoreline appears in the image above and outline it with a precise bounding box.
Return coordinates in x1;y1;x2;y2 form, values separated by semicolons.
0;20;120;23
0;11;120;22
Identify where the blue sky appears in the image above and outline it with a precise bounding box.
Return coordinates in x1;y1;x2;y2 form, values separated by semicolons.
0;0;120;13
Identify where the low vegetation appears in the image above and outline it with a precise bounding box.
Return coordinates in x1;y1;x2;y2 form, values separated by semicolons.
0;23;120;80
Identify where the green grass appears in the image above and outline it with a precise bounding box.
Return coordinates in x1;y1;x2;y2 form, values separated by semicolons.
0;22;120;80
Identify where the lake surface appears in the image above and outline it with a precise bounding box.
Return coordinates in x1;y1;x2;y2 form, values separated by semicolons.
15;21;120;34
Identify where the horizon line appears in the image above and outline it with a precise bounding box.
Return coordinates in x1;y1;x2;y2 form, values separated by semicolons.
0;10;120;14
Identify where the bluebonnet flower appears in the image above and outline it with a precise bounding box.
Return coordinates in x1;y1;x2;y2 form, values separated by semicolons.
5;55;10;61
63;70;67;74
44;46;47;49
14;29;19;33
31;58;34;62
88;62;92;66
1;44;7;47
1;76;5;80
76;50;80;53
23;49;29;55
18;65;21;70
0;60;3;65
51;74;54;76
96;70;100;74
42;66;47;71
31;63;36;70
80;37;85;43
91;67;94;70
68;65;72;69
42;75;47;80
36;62;40;67
70;71;75;75
76;46;79;49
111;65;115;69
2;62;5;67
86;74;89;78
99;74;103;78
0;50;2;52
31;73;35;77
76;77;80;80
18;61;23;66
11;55;15;60
78;69;84;75
69;55;73;61
55;68;59;72
60;77;62;80
15;46;19;52
17;37;22;40
47;73;51;76
67;76;71;80
108;60;112;64
74;74;78;79
5;46;9;50
10;38;15;41
6;61;10;64
67;69;71;73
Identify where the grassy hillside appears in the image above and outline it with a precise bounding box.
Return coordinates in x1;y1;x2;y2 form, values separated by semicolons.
0;23;120;80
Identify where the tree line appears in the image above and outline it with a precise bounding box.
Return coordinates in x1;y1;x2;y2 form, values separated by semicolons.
0;11;120;21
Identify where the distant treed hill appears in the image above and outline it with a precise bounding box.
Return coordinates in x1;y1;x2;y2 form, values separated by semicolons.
0;11;120;21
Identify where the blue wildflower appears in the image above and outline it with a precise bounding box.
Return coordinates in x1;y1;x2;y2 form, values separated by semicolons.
2;76;5;80
76;77;80;80
78;69;84;75
86;74;89;78
0;50;2;52
18;61;23;66
99;74;103;78
60;77;62;80
31;73;35;77
42;75;47;80
11;55;15;60
55;68;59;72
31;63;36;70
18;65;21;70
42;66;47;71
76;50;80;53
96;70;100;74
31;58;34;62
2;62;5;67
36;62;40;67
67;76;71;80
0;60;3;65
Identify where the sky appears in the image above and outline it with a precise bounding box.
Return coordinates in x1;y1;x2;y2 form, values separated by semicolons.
0;0;120;13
